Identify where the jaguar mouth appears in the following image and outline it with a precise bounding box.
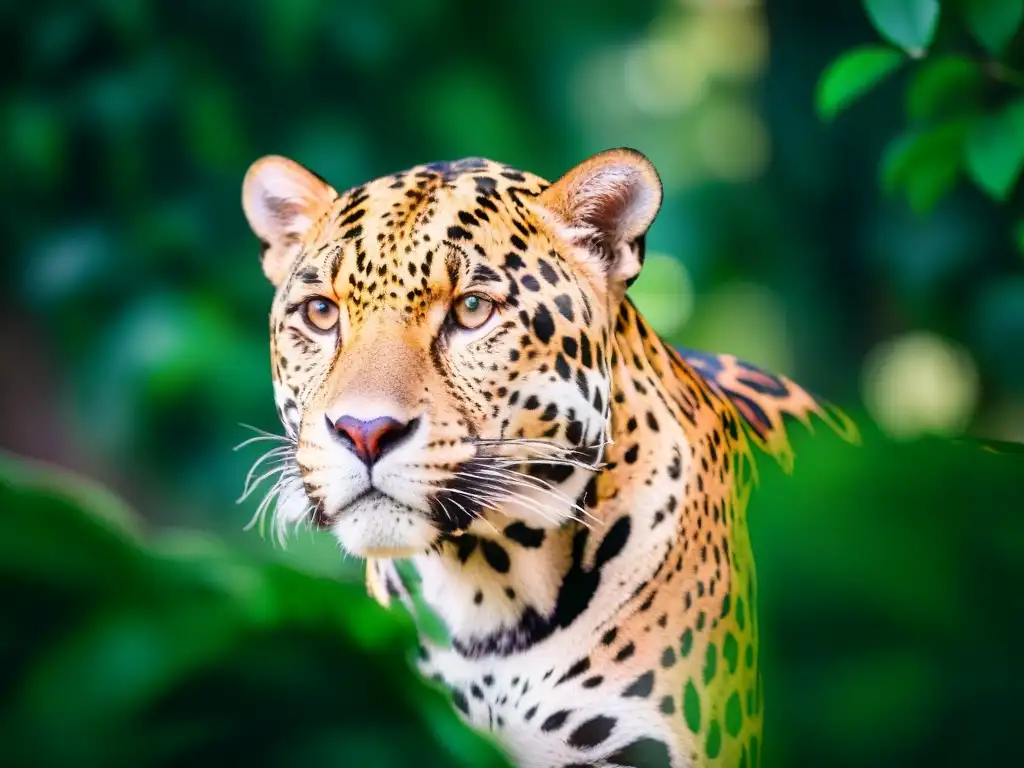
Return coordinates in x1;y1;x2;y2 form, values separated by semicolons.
349;487;386;506
317;485;442;558
312;487;388;530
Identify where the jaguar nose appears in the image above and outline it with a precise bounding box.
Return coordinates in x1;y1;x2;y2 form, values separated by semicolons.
328;414;419;466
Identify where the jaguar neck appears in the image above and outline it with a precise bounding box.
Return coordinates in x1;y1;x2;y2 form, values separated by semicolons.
371;298;723;660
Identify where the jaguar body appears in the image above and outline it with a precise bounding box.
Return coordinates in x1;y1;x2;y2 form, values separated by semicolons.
241;148;857;767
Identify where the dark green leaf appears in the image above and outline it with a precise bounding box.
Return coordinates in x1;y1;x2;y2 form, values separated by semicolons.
906;55;983;120
962;0;1023;55
1016;220;1024;253
903;159;959;213
880;120;968;212
964;99;1024;200
863;0;940;54
816;46;905;120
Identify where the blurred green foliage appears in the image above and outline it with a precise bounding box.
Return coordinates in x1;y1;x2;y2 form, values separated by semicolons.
0;451;513;767
1;0;1023;765
751;423;1024;766
818;0;1024;217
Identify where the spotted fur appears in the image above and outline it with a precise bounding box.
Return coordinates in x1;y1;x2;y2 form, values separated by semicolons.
241;149;859;768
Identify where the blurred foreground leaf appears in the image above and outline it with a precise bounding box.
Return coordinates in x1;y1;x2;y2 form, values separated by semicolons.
0;455;512;768
394;558;453;649
0;450;142;539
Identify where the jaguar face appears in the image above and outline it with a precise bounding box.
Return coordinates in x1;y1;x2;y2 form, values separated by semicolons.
242;150;661;557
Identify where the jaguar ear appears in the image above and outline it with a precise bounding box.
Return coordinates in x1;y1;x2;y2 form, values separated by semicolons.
537;148;662;291
242;155;337;287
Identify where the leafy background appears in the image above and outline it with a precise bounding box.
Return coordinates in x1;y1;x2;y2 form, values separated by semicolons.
1;0;1022;765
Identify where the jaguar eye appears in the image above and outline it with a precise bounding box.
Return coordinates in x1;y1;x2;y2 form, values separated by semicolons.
304;297;339;332
452;294;495;330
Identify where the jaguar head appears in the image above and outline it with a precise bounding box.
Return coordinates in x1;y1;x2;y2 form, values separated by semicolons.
241;149;662;557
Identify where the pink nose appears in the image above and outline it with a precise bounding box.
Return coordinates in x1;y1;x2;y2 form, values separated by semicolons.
329;415;416;465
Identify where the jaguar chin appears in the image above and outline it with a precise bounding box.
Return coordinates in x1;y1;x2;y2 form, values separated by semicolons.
322;490;438;559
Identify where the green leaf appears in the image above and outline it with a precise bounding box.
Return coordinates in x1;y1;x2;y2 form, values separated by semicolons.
906;55;983;120
0;449;142;539
816;46;906;120
880;120;968;213
964;99;1024;200
1015;220;1024;253
903;157;959;213
393;559;452;649
863;0;940;54
963;0;1023;55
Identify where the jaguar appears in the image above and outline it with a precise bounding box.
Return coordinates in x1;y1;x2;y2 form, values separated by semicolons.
240;147;858;767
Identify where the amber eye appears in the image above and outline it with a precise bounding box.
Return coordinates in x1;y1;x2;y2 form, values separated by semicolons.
303;297;339;332
452;294;495;330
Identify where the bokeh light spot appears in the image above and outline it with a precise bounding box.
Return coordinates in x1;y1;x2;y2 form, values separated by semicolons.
693;97;769;181
862;331;979;440
629;251;695;337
